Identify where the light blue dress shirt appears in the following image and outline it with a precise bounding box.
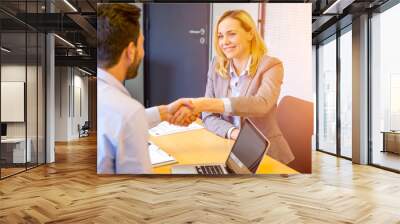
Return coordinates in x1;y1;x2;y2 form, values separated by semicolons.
222;57;252;139
97;68;161;174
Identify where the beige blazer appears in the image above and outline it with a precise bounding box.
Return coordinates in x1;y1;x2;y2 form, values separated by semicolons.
202;55;295;164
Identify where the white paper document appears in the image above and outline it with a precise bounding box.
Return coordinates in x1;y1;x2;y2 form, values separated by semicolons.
148;142;177;167
149;121;203;136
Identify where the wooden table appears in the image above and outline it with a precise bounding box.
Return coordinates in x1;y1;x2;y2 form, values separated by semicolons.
1;138;32;164
381;131;400;154
150;126;298;174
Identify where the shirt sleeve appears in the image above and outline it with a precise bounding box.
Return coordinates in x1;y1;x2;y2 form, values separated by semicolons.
221;98;233;114
115;108;152;174
226;127;237;139
145;106;162;129
202;58;236;138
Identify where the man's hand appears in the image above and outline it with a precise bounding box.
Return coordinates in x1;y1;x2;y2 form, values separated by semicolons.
158;98;193;123
170;106;199;126
162;98;199;126
168;98;194;115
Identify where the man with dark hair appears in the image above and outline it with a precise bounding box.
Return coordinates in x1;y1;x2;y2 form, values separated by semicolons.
97;4;142;76
97;4;195;174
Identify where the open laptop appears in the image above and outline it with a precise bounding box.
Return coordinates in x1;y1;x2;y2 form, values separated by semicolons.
171;118;270;175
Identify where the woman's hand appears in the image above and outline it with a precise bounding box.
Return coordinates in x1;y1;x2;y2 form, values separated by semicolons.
169;106;199;126
159;98;197;126
166;97;226;126
167;98;201;126
230;128;240;140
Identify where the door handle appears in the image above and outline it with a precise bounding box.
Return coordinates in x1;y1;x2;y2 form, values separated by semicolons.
188;28;205;35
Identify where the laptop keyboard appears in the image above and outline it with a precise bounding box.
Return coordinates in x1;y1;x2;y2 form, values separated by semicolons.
195;165;225;175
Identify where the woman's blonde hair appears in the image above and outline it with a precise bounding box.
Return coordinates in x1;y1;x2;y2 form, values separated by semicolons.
214;10;267;79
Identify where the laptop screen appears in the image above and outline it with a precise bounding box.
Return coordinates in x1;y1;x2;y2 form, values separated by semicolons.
1;123;7;137
227;119;269;173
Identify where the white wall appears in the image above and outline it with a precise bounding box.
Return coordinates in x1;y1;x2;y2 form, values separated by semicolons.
1;65;33;138
54;67;89;141
1;65;26;140
1;82;25;122
72;73;89;138
55;67;67;141
1;65;26;81
1;64;45;164
264;3;313;103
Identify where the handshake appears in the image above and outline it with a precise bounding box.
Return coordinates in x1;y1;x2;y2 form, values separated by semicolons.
157;97;238;139
160;98;201;127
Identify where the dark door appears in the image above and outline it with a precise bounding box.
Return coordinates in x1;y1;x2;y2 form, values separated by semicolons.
144;3;210;107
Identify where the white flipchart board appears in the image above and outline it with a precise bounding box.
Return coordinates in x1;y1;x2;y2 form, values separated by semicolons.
1;82;25;122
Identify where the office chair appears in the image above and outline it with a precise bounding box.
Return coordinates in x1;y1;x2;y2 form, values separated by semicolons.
277;96;314;173
79;121;90;138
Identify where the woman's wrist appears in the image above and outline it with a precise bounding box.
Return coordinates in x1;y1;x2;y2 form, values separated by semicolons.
230;128;240;140
191;97;224;114
227;127;236;139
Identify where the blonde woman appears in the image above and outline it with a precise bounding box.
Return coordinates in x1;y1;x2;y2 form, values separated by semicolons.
172;10;294;164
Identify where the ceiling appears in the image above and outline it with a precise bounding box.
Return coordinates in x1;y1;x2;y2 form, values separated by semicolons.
0;0;395;73
0;0;97;73
311;0;391;43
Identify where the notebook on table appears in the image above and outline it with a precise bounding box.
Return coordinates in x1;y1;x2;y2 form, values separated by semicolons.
148;142;177;167
149;121;203;136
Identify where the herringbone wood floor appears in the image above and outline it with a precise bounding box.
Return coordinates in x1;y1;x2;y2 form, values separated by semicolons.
1;135;400;224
